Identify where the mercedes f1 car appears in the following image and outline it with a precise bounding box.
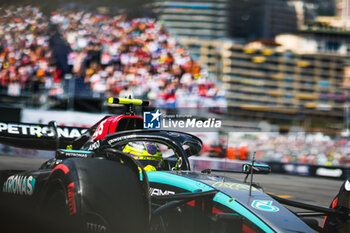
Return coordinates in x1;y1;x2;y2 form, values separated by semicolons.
0;98;349;233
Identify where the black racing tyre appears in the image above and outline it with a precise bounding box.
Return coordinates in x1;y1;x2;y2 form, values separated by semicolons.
42;156;150;233
42;178;77;233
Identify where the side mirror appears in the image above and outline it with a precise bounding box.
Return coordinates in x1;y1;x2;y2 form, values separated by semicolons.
242;163;271;174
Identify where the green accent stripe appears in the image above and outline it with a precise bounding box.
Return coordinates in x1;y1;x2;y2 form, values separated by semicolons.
61;150;93;153
213;192;274;233
252;164;269;167
139;170;143;181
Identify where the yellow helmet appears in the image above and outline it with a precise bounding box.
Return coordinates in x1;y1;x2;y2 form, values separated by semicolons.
123;141;163;170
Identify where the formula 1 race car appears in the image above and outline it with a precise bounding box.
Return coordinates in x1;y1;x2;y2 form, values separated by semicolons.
0;98;349;233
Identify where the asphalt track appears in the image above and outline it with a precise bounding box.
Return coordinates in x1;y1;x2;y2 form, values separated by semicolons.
0;155;345;226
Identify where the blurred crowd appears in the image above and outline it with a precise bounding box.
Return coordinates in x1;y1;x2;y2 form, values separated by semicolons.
0;6;61;105
51;10;225;107
227;133;350;167
0;5;224;108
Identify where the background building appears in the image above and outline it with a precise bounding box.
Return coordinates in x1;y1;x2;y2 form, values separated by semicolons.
153;0;307;40
180;37;348;131
152;0;232;39
230;0;299;39
336;0;349;18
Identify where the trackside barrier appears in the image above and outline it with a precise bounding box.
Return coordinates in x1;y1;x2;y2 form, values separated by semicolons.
189;157;350;180
0;144;54;158
266;161;350;180
189;157;247;172
22;109;105;126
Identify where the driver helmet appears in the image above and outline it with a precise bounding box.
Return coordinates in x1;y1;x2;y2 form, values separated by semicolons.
123;141;163;171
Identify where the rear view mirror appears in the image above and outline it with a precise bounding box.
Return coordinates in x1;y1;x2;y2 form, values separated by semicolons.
242;163;271;174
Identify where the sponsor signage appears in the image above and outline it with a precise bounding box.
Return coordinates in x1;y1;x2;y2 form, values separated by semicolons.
2;175;36;195
150;188;175;196
251;200;279;212
67;182;77;215
315;168;343;178
212;182;257;191
87;222;107;233
56;150;93;159
107;135;137;146
0;122;87;138
88;141;101;151
283;164;310;176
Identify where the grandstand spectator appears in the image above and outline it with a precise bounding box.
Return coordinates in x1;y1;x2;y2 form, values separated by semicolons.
0;6;58;105
0;6;224;108
0;5;226;108
228;132;350;167
51;10;224;108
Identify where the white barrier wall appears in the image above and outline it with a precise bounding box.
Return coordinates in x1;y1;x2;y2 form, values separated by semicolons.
22;109;106;127
189;156;247;171
0;144;54;158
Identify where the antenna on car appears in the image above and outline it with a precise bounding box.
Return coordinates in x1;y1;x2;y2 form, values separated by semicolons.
126;95;135;115
249;152;256;197
107;97;149;115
